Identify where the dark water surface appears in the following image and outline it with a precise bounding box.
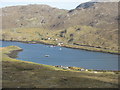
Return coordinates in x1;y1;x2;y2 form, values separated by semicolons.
1;41;119;70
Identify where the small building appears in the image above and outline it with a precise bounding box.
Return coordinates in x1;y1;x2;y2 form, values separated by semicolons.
62;67;69;70
48;37;51;40
79;69;85;71
93;71;98;73
55;65;63;68
58;42;64;46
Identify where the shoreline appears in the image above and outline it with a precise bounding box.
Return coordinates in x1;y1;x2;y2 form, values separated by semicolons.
2;46;119;88
4;45;119;72
6;49;23;58
2;40;120;55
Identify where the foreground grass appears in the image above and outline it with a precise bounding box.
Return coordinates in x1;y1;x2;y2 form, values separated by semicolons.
1;46;119;88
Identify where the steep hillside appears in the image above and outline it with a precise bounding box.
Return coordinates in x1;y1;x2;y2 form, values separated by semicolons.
1;4;67;29
1;2;118;30
1;2;119;53
50;2;118;30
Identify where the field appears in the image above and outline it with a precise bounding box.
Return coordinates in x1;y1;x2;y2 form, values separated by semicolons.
1;46;119;88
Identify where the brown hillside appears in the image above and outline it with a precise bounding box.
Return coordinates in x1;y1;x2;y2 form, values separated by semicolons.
1;2;119;52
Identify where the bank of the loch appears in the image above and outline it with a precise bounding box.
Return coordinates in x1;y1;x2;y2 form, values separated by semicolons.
1;46;119;88
2;40;119;55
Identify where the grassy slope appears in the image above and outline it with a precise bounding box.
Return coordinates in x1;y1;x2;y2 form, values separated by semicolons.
1;46;119;88
1;26;119;54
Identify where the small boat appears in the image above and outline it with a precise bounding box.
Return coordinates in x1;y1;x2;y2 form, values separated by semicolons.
59;48;62;50
45;55;50;57
50;45;54;47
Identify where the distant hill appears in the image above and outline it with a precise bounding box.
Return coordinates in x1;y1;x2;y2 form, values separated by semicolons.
1;2;119;53
1;4;67;29
1;2;118;30
76;2;97;9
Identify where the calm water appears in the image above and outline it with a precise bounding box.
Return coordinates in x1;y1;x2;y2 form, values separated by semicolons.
1;41;119;70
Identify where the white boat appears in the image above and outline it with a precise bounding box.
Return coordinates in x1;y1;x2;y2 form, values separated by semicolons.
59;48;62;50
45;55;50;57
50;45;54;47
